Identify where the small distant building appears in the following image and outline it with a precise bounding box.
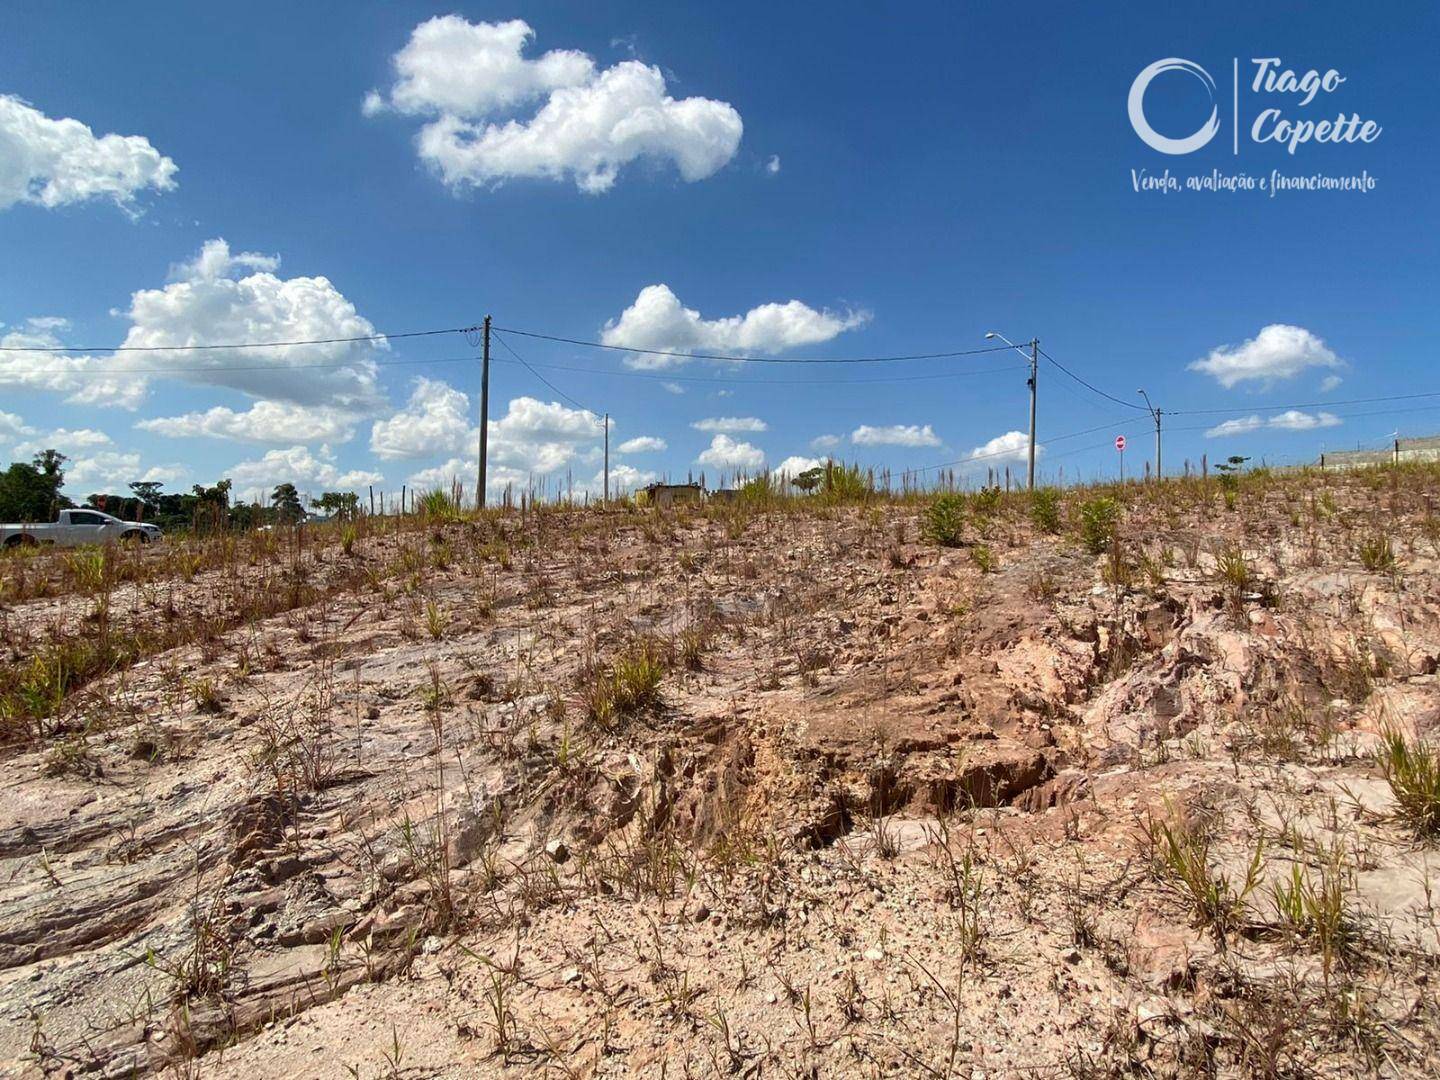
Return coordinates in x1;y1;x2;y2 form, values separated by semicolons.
707;488;740;505
1400;435;1440;463
1318;448;1391;470
1319;435;1440;470
641;482;703;508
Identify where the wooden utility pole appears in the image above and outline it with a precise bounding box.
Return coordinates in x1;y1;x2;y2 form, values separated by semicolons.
603;413;610;503
1027;338;1039;491
478;315;491;508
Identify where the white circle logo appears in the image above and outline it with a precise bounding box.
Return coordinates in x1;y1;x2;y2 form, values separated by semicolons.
1128;58;1220;155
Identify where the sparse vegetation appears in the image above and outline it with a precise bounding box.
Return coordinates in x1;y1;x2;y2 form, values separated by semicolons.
922;493;966;547
4;463;1440;1078
1377;724;1440;835
1078;495;1121;554
1029;487;1062;533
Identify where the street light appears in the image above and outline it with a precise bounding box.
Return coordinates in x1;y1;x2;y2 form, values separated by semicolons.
985;331;1040;490
1137;388;1161;480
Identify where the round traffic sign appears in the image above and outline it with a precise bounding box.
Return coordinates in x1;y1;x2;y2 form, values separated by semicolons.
1115;435;1127;451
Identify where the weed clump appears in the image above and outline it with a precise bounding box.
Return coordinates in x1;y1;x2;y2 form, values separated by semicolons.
1376;725;1440;836
418;488;461;522
1144;805;1264;947
970;485;1002;519
1079;496;1121;554
1029;487;1062;534
922;494;966;547
1358;533;1396;573
971;544;996;573
587;638;666;727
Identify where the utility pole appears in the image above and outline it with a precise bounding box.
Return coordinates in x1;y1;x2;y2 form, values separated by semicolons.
1137;388;1162;481
478;315;490;508
603;413;610;503
1153;409;1162;480
984;330;1038;489
1027;339;1039;491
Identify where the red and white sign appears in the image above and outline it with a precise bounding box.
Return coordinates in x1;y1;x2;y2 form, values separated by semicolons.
1115;435;1127;451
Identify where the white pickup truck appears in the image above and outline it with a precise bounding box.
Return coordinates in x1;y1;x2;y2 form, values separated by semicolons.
1;509;164;549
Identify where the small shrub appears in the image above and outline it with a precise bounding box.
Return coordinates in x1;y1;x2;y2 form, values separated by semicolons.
922;494;966;547
587;639;666;727
1078;496;1121;554
1025;569;1058;602
1358;533;1396;573
818;462;874;505
418;489;460;522
1030;488;1062;534
1269;855;1354;977
1376;725;1440;835
425;599;446;640
1145;805;1264;947
970;485;1002;519
971;544;996;573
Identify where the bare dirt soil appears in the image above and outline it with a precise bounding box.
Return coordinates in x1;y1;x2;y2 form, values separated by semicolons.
3;470;1440;1078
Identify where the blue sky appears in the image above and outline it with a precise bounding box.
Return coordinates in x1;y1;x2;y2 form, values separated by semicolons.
1;1;1437;503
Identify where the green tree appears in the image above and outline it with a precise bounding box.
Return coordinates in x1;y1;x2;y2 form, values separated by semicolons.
792;466;825;493
313;491;359;519
129;481;164;509
271;482;304;524
0;450;72;523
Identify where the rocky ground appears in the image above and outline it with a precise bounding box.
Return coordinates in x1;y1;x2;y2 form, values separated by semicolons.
2;469;1440;1078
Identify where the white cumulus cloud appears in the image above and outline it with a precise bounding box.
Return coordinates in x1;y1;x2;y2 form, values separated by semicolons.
1;242;391;414
852;423;941;448
405;395;605;494
14;427;114;457
138;401;357;444
810;434;841;452
0;318;148;409
602;463;658;492
601;284;868;369
968;430;1034;464
692;416;767;433
695;433;764;471
0;410;35;442
1205;410;1342;438
367;16;741;194
1189;324;1343;389
113;239;387;412
370;377;473;460
775;455;823;478
617;435;666;453
1204;416;1264;438
0;94;177;212
65;451;184;494
228;444;382;499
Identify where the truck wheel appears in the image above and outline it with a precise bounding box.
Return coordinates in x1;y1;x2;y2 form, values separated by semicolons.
4;534;37;548
121;530;151;545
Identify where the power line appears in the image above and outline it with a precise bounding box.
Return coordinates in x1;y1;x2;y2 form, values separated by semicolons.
493;326;1022;365
0;325;483;354
1169;389;1440;416
491;330;603;421
1168;401;1440;434
487;356;1025;386
0;355;479;377
907;416;1135;475
1036;346;1148;412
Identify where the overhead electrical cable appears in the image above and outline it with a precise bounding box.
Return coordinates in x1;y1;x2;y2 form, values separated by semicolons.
492;326;1022;365
0;325;483;354
492;330;603;421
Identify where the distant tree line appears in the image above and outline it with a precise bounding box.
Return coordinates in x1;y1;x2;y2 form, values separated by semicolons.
0;449;363;531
